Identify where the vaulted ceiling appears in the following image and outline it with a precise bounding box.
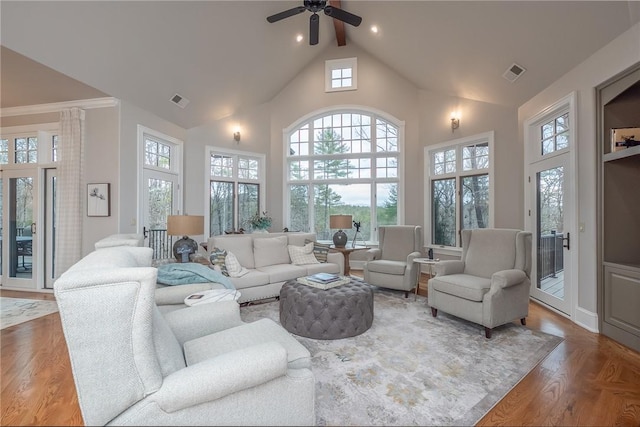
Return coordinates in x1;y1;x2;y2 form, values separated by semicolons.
2;1;639;129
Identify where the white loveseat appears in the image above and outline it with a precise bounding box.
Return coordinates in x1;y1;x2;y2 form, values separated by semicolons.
207;232;344;303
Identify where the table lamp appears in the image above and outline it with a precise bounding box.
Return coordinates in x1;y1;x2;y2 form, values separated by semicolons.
330;214;352;248
167;215;204;262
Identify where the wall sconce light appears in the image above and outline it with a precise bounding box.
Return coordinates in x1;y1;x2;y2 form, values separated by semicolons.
451;113;460;133
233;129;241;143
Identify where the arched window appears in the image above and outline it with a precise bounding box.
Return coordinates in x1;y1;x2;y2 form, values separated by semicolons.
284;108;403;244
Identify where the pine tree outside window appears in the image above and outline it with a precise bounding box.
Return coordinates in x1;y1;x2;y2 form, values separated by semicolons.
285;109;403;244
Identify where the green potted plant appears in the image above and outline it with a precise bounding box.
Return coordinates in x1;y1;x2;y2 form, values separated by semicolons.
247;211;272;233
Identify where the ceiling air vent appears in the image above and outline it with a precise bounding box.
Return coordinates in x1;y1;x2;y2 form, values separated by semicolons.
502;63;526;83
170;93;189;109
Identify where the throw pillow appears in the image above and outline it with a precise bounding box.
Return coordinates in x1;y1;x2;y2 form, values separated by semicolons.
225;251;250;278
288;242;320;265
209;247;229;276
253;235;290;268
305;239;330;263
189;252;211;266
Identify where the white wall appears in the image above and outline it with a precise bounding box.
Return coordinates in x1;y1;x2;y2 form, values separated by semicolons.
518;22;640;328
418;91;521;230
82;106;120;254
185;102;272;220
0;107;121;256
184;42;524;253
269;43;420;229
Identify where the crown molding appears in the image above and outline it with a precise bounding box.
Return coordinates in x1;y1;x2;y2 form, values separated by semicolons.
0;97;119;118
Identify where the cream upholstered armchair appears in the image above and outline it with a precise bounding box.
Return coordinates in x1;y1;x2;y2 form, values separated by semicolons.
363;225;422;297
54;247;315;426
428;228;532;338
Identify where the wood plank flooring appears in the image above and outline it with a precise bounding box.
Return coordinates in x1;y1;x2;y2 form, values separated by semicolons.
2;275;640;426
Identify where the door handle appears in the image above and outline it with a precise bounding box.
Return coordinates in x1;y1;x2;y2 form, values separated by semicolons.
562;232;570;250
31;223;36;235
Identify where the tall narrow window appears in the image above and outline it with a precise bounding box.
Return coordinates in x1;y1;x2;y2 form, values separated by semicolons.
208;148;265;236
138;126;183;259
425;132;494;248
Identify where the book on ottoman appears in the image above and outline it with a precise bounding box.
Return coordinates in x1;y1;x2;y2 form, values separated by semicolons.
298;274;350;290
307;273;340;284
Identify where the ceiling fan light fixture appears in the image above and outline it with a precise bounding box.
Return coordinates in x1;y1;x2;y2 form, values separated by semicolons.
266;0;362;46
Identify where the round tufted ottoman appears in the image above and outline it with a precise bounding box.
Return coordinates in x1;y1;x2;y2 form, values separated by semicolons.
279;277;374;339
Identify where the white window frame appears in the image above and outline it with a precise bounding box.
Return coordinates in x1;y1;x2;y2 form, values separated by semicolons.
136;125;183;228
0;123;59;291
325;57;358;92
0;123;59;168
424;131;495;255
283;105;405;244
204;146;266;237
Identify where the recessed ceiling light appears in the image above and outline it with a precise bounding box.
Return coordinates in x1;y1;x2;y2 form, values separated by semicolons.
371;25;379;34
296;34;304;43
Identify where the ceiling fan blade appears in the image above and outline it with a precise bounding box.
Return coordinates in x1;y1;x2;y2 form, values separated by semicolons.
310;13;319;45
266;6;306;23
323;5;362;27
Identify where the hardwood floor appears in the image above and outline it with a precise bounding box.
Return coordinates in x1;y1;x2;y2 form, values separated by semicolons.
2;276;640;426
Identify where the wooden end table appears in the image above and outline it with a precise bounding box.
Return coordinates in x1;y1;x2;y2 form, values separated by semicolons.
330;245;370;276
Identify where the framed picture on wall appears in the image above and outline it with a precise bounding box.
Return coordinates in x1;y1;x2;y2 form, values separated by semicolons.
87;183;111;217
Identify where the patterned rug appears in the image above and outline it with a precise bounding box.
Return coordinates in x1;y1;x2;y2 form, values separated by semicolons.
0;297;59;330
240;289;563;426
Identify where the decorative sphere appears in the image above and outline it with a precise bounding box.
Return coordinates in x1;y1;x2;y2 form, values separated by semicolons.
173;237;198;262
333;230;347;248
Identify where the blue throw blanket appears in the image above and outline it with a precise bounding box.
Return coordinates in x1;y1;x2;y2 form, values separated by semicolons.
157;263;235;289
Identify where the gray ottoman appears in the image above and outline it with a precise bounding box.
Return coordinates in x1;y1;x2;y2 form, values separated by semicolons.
279;277;374;339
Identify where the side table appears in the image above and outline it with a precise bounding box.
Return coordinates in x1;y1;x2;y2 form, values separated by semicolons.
413;257;438;300
329;245;370;275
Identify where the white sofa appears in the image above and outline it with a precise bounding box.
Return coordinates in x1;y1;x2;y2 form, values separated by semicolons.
94;233;145;249
54;245;315;425
207;232;344;303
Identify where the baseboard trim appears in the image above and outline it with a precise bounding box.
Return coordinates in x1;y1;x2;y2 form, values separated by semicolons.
530;298;599;333
575;306;599;333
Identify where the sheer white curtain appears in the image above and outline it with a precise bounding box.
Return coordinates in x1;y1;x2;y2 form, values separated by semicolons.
55;107;85;275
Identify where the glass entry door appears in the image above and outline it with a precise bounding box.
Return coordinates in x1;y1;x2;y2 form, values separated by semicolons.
529;154;573;315
1;169;38;289
142;169;179;259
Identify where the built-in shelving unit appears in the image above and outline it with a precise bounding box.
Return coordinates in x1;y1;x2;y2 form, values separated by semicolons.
596;63;640;352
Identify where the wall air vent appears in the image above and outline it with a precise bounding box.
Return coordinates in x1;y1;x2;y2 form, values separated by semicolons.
170;93;189;108
502;63;526;83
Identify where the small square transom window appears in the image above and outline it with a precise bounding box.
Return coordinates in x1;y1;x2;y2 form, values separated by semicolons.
325;57;357;92
145;137;171;169
15;137;38;164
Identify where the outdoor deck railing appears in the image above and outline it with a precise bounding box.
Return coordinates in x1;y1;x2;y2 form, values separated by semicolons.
538;231;564;280
145;228;174;260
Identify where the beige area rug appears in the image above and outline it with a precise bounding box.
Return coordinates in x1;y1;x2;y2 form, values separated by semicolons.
1;297;59;330
241;289;563;426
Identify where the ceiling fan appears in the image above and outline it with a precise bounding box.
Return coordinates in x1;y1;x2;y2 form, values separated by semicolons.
267;0;362;46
